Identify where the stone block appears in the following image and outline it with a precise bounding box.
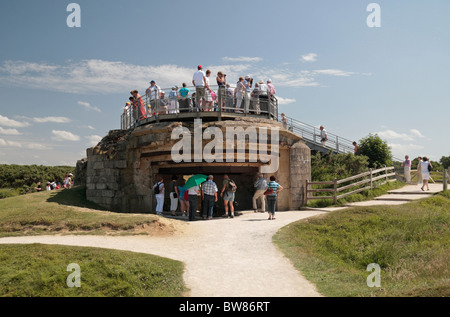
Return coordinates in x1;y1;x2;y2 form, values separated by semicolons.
93;162;104;169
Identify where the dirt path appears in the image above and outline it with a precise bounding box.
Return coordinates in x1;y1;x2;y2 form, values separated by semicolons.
0;210;325;297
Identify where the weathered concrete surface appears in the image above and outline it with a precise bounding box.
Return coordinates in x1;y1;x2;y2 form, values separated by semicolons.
83;118;311;214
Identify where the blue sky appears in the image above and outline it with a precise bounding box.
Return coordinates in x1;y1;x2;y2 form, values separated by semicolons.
0;0;449;166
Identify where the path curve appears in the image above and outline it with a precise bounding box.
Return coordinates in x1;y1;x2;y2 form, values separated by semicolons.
0;210;325;297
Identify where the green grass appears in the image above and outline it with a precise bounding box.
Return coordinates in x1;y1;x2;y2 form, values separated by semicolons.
0;186;175;237
274;191;450;297
307;180;405;208
0;244;187;297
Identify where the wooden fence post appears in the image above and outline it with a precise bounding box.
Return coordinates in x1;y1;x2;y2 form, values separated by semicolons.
370;168;373;190
333;178;337;204
444;169;448;191
384;165;388;182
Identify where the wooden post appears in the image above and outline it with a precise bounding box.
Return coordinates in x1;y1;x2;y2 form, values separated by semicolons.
305;180;309;205
370;168;373;190
444;169;448;191
384;165;388;182
333;178;337;204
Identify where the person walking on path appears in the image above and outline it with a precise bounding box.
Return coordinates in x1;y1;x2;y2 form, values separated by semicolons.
266;176;283;220
187;184;200;221
420;157;433;191
201;175;218;220
169;175;179;216
221;174;237;218
253;174;268;213
153;177;165;215
403;155;412;183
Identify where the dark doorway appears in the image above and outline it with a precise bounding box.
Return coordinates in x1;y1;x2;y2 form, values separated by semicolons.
157;165;259;215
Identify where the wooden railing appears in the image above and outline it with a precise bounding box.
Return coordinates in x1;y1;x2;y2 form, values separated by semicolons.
306;166;396;205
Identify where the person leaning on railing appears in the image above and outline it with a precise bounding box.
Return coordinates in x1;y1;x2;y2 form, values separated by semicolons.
146;80;161;114
178;83;190;113
216;71;226;110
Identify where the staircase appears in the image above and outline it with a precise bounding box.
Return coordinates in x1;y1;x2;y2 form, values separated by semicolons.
281;115;354;154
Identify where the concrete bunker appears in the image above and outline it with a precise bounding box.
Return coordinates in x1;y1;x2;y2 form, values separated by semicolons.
82;117;311;215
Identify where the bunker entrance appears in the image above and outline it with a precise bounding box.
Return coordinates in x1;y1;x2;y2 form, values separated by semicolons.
157;165;260;215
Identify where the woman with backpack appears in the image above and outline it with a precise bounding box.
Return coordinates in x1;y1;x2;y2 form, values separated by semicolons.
153;177;165;215
220;174;237;218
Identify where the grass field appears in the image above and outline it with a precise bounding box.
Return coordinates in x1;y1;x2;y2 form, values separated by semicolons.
274;191;450;297
0;244;187;297
0;186;182;237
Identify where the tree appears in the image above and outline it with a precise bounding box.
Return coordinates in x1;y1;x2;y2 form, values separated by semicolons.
357;134;393;168
440;156;450;169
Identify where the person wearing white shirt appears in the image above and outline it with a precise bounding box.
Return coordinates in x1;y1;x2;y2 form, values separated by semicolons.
192;65;207;111
146;80;161;114
153;178;165;215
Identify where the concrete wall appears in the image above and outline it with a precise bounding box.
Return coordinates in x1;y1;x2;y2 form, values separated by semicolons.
84;119;311;213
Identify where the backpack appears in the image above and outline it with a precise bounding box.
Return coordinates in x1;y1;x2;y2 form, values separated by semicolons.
154;182;161;195
227;179;237;193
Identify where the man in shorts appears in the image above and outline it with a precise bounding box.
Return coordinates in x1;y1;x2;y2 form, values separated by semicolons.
192;65;206;111
220;174;237;218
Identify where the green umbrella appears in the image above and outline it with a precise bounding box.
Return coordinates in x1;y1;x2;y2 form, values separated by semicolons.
185;174;208;189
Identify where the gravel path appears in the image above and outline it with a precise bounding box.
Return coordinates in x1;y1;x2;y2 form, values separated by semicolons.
0;210;325;297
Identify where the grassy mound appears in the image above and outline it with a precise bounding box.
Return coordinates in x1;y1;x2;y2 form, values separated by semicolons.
274;191;450;297
0;244;186;297
0;186;183;237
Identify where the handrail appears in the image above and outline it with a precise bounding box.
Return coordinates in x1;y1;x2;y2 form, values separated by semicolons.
280;114;355;154
121;84;278;129
306;165;396;204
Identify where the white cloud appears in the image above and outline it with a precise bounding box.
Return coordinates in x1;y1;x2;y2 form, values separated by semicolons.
51;130;80;142
0;138;22;147
85;135;102;146
301;53;317;62
0;127;21;135
33;116;72;123
410;129;425;138
0;115;30;128
222;56;263;63
376;129;415;141
0;59;362;94
78;101;101;113
26;143;52;150
313;69;355;77
277;97;297;105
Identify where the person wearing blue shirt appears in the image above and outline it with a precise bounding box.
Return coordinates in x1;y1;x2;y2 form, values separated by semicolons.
267;176;283;220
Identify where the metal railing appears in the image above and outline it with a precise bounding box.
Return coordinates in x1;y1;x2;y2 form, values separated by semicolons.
280;115;355;154
121;84;278;130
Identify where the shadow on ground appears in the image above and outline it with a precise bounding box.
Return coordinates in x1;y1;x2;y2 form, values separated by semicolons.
46;186;107;211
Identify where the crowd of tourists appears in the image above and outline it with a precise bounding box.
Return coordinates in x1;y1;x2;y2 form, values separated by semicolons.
153;173;283;221
34;173;74;192
123;65;278;124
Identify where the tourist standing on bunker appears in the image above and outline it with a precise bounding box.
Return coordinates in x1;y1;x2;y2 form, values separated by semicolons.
192;65;207;111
